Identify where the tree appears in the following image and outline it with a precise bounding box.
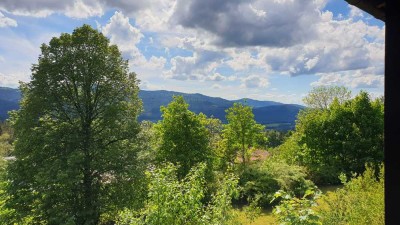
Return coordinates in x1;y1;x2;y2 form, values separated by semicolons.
295;91;384;183
222;103;265;168
154;96;211;179
302;86;351;109
5;25;145;224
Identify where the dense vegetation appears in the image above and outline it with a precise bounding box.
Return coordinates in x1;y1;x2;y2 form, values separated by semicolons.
0;25;384;224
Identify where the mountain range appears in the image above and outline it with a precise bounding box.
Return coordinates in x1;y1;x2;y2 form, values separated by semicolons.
0;87;305;131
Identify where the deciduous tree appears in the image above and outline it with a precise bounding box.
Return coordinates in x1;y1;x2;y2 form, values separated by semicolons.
6;25;145;224
155;96;211;179
296;91;384;183
222;103;265;168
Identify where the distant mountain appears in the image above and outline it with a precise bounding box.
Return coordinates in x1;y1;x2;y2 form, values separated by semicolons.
232;98;282;108
0;87;305;130
0;87;21;120
138;90;233;122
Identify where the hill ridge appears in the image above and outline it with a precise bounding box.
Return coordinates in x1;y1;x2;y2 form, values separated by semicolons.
0;88;305;131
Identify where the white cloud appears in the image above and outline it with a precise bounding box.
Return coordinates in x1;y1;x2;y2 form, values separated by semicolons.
163;54;199;80
241;75;269;89
0;0;151;18
256;11;384;77
101;11;145;64
225;49;269;72
0;12;17;27
0;72;29;87
65;0;103;18
348;5;364;19
206;73;226;82
146;56;166;70
163;50;225;81
312;69;384;89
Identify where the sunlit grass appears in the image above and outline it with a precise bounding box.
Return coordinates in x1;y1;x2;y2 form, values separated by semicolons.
232;207;277;225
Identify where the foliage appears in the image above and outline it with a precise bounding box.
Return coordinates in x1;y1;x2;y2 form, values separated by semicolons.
238;158;315;209
272;132;303;166
243;195;262;223
271;187;322;225
317;164;384;225
199;114;224;151
264;130;288;148
4;25;146;224
279;90;384;184
302;86;351;109
136;121;158;165
117;163;240;225
222;103;265;168
154;96;212;179
0;133;13;158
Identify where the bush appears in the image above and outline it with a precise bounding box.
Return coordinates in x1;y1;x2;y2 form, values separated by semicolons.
271;187;322;225
238;158;315;209
117;163;240;225
317;164;384;225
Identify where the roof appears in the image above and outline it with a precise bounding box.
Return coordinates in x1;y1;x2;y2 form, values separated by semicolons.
345;0;385;21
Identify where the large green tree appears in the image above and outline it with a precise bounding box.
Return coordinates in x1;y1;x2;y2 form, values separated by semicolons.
222;103;265;168
295;91;384;183
5;25;145;224
155;96;211;179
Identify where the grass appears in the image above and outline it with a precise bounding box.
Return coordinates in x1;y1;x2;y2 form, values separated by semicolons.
230;185;343;224
318;184;343;194
232;207;277;225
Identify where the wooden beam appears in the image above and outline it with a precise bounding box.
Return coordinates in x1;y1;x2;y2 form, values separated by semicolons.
385;0;400;224
345;0;385;21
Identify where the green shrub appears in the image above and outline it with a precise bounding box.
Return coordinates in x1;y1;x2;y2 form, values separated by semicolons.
271;187;322;225
238;159;315;209
317;164;384;225
117;163;239;225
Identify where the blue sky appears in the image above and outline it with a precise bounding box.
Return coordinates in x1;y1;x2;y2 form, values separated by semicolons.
0;0;385;104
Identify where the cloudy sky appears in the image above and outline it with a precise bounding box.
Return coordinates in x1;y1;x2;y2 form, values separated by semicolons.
0;0;384;104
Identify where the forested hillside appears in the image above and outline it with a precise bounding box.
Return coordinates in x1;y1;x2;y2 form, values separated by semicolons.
0;88;304;130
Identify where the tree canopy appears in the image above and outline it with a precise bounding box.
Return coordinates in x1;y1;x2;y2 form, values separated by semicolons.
222;103;265;168
154;95;211;179
5;24;145;224
293;90;384;183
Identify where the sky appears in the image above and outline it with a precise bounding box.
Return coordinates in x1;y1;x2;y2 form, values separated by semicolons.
0;0;385;104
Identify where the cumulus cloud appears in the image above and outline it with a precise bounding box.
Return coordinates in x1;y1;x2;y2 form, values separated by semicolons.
0;12;17;27
171;0;325;47
206;73;226;82
0;0;70;17
163;50;225;80
0;0;150;18
103;0;151;14
101;11;145;64
65;0;103;18
256;11;384;76
311;69;384;89
225;49;269;71
241;75;269;89
348;4;364;19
